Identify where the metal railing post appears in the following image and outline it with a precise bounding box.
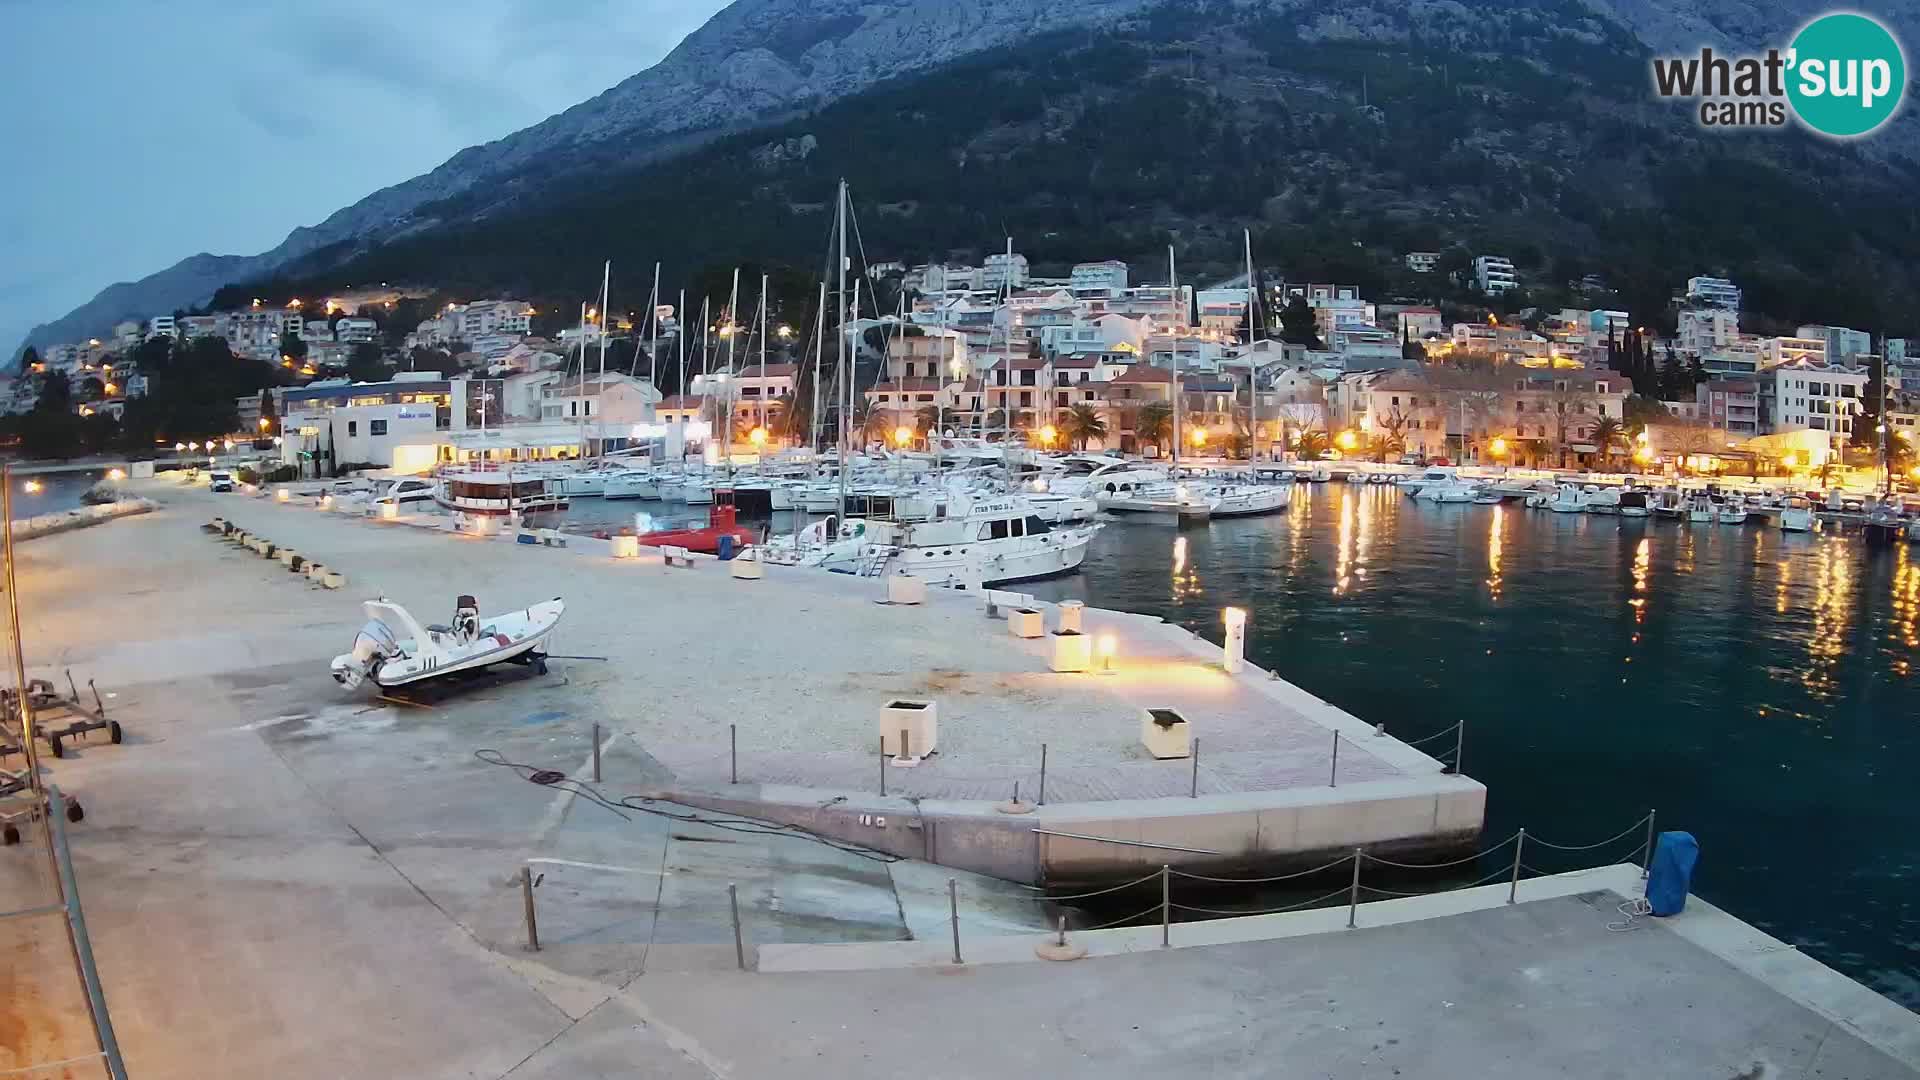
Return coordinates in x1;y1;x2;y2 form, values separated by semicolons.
1452;717;1466;775
879;736;887;797
1347;848;1362;928
1330;731;1340;787
730;723;738;784
728;882;746;970
1038;742;1048;806
48;787;128;1080
1642;810;1657;878
591;721;601;783
1190;738;1200;798
1508;829;1526;904
948;878;963;964
1160;865;1171;947
521;866;540;951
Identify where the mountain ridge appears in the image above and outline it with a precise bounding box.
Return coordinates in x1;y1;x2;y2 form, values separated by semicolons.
19;0;1920;357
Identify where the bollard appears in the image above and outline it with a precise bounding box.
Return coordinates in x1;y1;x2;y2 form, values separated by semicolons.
948;878;963;965
730;723;738;785
1190;738;1200;798
1347;848;1363;928
1330;731;1340;788
1038;743;1048;806
1160;865;1171;948
1642;810;1657;879
1508;829;1526;905
521;866;540;951
728;882;746;970
591;721;601;783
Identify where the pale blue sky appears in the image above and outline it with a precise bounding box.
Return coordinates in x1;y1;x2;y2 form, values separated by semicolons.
0;0;729;352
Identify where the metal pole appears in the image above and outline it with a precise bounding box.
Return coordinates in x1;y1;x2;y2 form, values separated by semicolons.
1452;717;1466;775
521;866;539;951
1160;864;1171;947
1642;809;1658;878
879;736;886;797
730;723;738;785
591;721;601;783
1347;848;1362;928
2;465;43;797
948;878;963;964
1038;742;1048;806
728;882;746;970
1330;731;1340;787
1189;738;1200;798
1508;829;1526;905
48;788;128;1080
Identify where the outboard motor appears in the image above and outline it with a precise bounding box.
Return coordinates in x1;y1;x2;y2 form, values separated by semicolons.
331;619;401;690
454;595;479;642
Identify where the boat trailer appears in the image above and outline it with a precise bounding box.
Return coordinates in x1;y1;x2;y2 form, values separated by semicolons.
0;671;122;843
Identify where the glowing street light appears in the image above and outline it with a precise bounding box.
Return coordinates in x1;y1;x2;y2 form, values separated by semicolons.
222;439;235;452
174;442;186;452
1335;429;1358;451
188;441;200;451
1039;424;1058;446
22;480;41;495
748;426;768;448
894;425;914;448
108;468;125;481
1634;444;1654;464
776;325;793;340
1782;452;1799;469
1489;436;1508;457
258;417;271;431
1191;427;1209;448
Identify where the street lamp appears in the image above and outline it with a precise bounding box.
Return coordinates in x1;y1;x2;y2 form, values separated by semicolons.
777;325;793;340
258;418;271;431
1039;424;1058;447
174;442;186;452
894;425;914;448
748;426;768;449
1489;436;1508;457
1335;429;1357;451
1191;427;1208;449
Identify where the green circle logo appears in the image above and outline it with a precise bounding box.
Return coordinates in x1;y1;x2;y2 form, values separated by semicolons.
1787;13;1906;137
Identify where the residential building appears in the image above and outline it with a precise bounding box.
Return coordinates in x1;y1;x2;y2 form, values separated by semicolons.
1195;290;1249;335
1796;325;1873;366
148;315;178;339
1473;256;1518;295
1363;369;1626;466
1697;379;1761;437
1396;307;1443;341
538;373;663;433
112;321;143;349
1070;260;1129;292
1757;335;1828;370
279;373;455;475
1287;284;1373;338
886;329;968;381
1404;252;1440;274
1685;275;1743;311
1677;308;1739;356
981;252;1030;292
1039;314;1149;361
1771;362;1866;450
335;317;379;344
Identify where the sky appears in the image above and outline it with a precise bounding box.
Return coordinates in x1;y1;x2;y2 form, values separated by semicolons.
0;0;730;354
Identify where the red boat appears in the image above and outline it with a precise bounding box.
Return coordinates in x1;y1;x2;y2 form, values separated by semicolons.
632;491;757;557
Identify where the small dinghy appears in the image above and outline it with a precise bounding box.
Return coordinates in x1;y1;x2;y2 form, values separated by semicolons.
332;595;564;690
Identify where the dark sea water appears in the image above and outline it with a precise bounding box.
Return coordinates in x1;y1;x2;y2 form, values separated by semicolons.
561;482;1920;1007
11;469;110;515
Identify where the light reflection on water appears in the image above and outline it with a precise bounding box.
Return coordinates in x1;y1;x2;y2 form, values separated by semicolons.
1024;483;1920;1010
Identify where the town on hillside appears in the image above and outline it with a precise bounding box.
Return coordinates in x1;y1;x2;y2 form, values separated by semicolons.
9;257;1913;487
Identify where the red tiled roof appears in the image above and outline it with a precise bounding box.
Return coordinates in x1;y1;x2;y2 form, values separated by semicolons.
658;394;699;409
1111;365;1175;384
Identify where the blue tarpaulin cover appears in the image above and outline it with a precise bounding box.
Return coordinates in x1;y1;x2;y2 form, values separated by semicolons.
1647;831;1698;917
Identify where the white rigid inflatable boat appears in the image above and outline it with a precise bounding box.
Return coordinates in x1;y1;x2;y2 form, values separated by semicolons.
331;596;564;690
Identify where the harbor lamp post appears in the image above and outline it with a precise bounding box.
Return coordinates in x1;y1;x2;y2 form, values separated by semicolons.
748;425;768;464
1489;436;1508;475
894;424;914;450
1039;424;1057;449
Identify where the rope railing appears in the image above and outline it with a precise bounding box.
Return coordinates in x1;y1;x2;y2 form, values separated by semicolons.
1360;832;1518;871
1170;885;1355;918
1083;903;1169;931
1397;721;1463;749
1014;868;1166;903
1169;851;1356;885
1523;813;1655;853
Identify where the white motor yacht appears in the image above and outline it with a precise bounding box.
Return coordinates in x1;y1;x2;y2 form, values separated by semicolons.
1545;484;1588;513
1585;488;1622;515
1685;493;1716;524
1716;496;1748;525
1779;496;1818;533
1202;483;1293;517
1618;491;1652;518
374;477;438;510
602;471;653;500
1416;468;1481;503
434;468;568;517
762;494;1101;586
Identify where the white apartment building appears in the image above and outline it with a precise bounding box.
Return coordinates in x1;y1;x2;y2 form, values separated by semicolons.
1797;325;1872;365
1677;308;1739;356
981;252;1030;292
1070;260;1129;292
335;317;379;344
1772;362;1865;450
1289;284;1374;337
1404;252;1440;273
1685;275;1742;311
1758;335;1827;369
1396;307;1443;340
148;315;178;339
1473;256;1517;295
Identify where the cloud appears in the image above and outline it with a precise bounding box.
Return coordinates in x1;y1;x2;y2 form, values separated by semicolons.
0;0;727;352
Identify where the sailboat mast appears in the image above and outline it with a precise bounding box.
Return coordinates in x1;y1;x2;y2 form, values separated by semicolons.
723;268;739;470
811;281;826;454
1246;228;1258;477
594;259;610;458
676;288;687;457
647;261;661;386
835;179;850;524
758;273;770;434
1169;243;1181;470
1001;235;1013;449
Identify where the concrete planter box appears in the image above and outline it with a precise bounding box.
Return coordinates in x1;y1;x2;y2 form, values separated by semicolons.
1057;600;1084;634
1049;630;1092;673
729;556;764;580
887;575;926;605
609;535;640;559
274;488;290;503
304;563;326;581
1008;608;1044;639
879;699;937;757
379;502;400;520
278;549;299;566
1141;707;1191;760
321;571;346;589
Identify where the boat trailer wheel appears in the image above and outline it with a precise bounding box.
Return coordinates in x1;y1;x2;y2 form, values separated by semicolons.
2;824;17;846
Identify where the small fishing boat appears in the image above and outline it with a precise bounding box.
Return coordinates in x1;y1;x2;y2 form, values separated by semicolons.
1618;491;1652;519
635;492;758;555
331;595;563;691
1546;484;1588;514
1716;496;1748;525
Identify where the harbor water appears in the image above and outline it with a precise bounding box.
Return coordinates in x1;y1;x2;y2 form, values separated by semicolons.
562;482;1920;1007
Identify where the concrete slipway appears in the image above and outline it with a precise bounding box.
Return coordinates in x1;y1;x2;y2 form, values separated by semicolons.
0;482;1913;1078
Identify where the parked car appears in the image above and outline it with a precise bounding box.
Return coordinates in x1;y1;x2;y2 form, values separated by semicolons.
208;470;236;493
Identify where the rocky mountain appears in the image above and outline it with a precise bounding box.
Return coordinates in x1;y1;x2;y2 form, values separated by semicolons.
21;0;1920;356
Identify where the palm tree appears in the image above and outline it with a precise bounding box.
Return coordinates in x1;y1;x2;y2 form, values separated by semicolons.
1293;429;1330;460
1588;416;1624;469
1061;403;1108;450
1136;401;1173;454
861;408;894;449
915;404;941;438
